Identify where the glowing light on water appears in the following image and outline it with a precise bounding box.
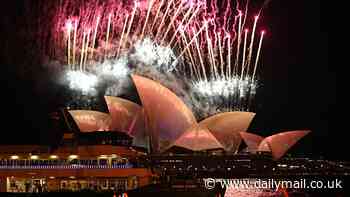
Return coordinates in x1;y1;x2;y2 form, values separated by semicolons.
224;179;288;197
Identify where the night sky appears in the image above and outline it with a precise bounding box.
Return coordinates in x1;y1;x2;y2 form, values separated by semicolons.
0;1;337;159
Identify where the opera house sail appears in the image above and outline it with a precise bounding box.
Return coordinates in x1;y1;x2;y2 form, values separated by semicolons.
0;75;312;193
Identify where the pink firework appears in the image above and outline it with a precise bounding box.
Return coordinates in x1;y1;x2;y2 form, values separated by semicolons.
36;0;269;113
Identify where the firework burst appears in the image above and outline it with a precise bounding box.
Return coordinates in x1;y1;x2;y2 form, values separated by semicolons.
65;70;99;95
43;0;267;118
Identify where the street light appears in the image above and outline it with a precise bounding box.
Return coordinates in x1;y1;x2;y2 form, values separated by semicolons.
30;155;39;160
10;155;19;160
68;155;78;159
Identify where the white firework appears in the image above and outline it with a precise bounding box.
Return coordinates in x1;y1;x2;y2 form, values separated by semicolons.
66;70;98;94
96;56;130;80
130;37;177;72
191;76;257;112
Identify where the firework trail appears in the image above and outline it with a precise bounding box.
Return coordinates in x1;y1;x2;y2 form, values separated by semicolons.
38;0;267;118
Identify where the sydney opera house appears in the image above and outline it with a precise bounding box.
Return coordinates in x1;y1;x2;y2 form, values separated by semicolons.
0;75;312;193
